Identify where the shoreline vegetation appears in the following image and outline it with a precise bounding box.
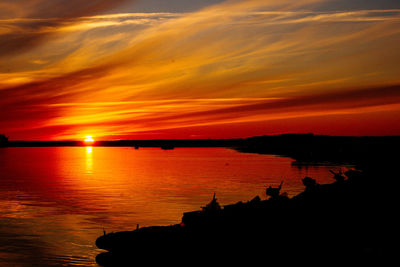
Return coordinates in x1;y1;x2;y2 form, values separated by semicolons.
91;134;397;266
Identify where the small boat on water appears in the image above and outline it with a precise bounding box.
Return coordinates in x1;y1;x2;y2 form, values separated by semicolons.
161;144;174;150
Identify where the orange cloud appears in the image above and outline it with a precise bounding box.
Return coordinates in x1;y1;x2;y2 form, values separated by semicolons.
1;0;400;140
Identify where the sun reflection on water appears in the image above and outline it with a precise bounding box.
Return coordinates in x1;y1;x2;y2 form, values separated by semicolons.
85;147;93;173
0;147;354;267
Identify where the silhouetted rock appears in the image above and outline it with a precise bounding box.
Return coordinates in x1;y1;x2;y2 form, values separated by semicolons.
248;195;261;205
201;193;221;212
95;168;388;266
302;176;319;191
329;169;346;182
266;181;283;199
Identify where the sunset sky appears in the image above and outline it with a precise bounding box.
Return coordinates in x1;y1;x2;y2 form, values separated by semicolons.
1;0;400;140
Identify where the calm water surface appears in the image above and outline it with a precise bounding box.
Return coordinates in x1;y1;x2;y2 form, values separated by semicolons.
0;147;352;266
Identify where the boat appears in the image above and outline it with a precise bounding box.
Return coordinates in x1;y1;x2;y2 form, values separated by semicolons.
161;144;174;150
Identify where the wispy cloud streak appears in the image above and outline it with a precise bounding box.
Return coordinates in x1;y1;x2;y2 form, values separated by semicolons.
0;0;130;57
1;0;400;139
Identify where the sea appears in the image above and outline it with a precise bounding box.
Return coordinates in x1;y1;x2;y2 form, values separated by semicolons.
0;147;353;266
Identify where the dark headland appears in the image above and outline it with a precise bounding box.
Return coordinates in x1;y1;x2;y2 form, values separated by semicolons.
90;134;397;265
3;133;400;160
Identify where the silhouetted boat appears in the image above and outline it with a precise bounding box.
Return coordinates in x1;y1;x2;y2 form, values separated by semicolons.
161;144;174;150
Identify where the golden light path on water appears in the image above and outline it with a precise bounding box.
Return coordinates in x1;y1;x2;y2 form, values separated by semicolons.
0;147;353;266
86;146;93;173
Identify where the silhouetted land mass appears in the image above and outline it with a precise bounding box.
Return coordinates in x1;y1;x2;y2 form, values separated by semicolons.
5;139;240;147
94;134;397;265
235;133;400;167
0;134;8;147
5;134;400;170
95;168;392;265
4;133;400;164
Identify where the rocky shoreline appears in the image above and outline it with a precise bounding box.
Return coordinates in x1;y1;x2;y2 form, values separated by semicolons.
95;168;388;265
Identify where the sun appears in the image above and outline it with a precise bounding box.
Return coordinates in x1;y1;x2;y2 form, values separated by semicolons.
84;136;95;145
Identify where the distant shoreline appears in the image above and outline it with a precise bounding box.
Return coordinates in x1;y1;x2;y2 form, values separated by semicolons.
3;133;400;146
3;134;400;169
2;134;398;161
3;139;242;147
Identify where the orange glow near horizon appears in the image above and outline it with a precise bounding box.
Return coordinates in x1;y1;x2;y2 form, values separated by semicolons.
1;1;400;140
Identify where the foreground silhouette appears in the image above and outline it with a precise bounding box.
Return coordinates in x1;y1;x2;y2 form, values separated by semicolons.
0;134;8;147
95;168;390;266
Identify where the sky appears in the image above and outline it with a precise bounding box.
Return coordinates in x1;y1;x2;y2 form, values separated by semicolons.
0;0;400;140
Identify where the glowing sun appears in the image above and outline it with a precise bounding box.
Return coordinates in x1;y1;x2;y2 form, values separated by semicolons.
84;136;95;145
